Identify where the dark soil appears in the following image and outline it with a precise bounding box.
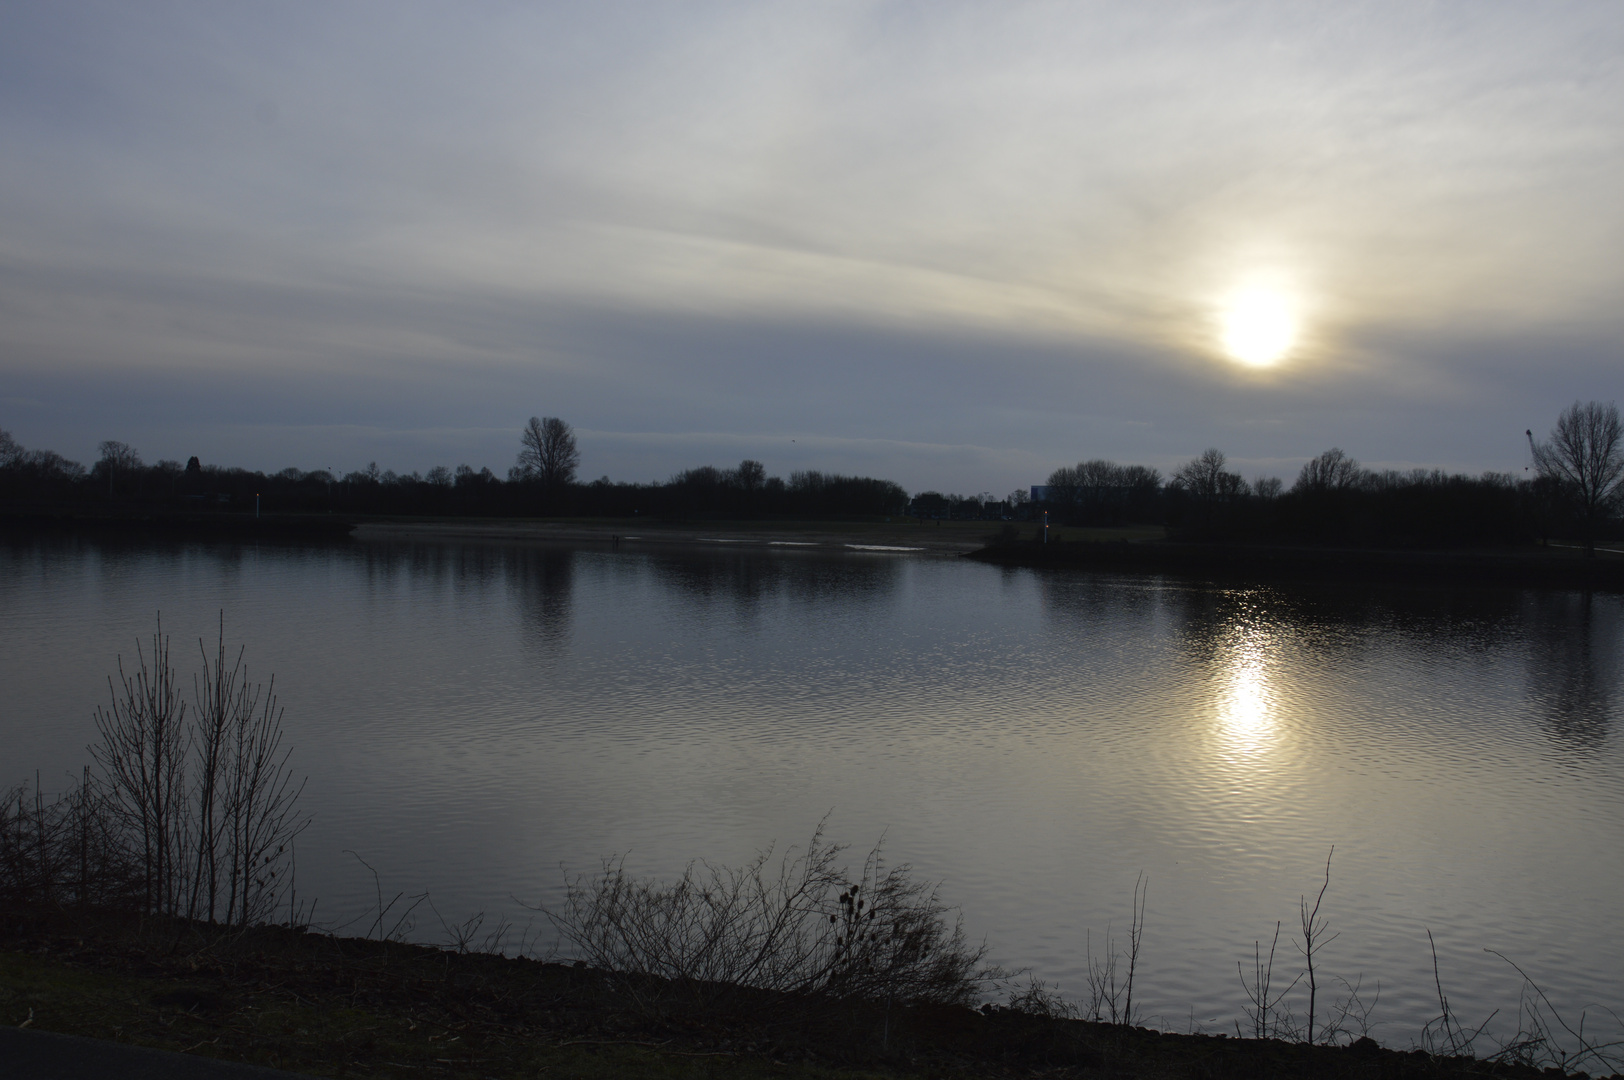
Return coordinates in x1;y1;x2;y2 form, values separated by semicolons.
2;904;1613;1080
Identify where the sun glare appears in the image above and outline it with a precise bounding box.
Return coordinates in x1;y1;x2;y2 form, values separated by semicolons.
1220;289;1297;367
1213;624;1280;764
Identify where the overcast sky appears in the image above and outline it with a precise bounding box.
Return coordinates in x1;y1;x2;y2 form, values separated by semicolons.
3;1;1621;494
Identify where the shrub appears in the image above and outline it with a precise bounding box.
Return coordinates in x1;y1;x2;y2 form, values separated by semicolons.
543;825;988;1016
2;616;306;928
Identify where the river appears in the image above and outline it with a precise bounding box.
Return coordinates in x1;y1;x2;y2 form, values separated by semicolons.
3;531;1621;1046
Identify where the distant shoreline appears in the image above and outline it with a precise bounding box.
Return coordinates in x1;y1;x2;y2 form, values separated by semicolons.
0;508;357;538
351;516;989;554
0;508;996;553
966;538;1624;590
13;511;1624;590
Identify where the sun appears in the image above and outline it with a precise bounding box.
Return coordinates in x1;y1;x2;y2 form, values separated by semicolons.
1220;289;1297;367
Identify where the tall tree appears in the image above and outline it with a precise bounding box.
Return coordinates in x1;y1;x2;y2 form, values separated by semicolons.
516;416;581;490
736;459;766;494
1173;448;1247;501
96;440;143;496
1293;448;1363;493
1531;400;1624;556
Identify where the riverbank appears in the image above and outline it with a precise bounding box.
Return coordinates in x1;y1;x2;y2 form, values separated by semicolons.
1;507;1005;552
967;537;1624;590
0;507;356;538
351;516;1016;554
2;904;1601;1080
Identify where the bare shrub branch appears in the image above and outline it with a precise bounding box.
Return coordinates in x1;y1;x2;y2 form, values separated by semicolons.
1082;872;1148;1025
6;615;306;929
541;824;988;1016
91;619;189;916
1296;847;1339;1044
1237;920;1301;1039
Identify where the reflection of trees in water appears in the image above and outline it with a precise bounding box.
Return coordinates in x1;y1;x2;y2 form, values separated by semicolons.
1522;592;1624;751
1156;584;1282;666
357;542;447;592
506;547;575;652
643;549;903;625
1154;579;1529;666
1036;573;1161;624
1151;578;1618;750
357;541;506;594
353;542;576;651
1043;573;1619;750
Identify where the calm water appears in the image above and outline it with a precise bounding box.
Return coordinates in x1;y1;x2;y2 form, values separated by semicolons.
3;533;1622;1044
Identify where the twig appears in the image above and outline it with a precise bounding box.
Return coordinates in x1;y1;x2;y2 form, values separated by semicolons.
1296;847;1338;1044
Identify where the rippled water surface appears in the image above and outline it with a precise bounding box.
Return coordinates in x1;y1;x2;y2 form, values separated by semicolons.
4;533;1622;1042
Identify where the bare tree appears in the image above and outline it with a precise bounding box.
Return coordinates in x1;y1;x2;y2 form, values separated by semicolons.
1297;848;1339;1044
515;416;580;490
1531;401;1624;556
1174;448;1248;500
0;428;21;468
736;459;766;494
89;616;307;926
1046;460;1157;521
92;621;189;916
190;617;308;927
96;440;143;496
1293;448;1363;494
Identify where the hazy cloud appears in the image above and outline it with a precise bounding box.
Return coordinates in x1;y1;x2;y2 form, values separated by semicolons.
2;1;1621;490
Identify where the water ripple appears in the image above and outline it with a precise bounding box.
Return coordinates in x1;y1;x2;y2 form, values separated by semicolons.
2;534;1621;1043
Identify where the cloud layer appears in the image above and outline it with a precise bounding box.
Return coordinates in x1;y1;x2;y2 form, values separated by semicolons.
3;2;1621;489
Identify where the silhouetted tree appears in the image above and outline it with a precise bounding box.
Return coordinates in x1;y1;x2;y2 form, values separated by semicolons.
1173;448;1247;501
1044;460;1162;524
736;459;766;494
1293;448;1364;494
0;428;20;468
1168;449;1248;534
18;449;85;481
516;416;580;490
1531;400;1624;556
96;440;143;496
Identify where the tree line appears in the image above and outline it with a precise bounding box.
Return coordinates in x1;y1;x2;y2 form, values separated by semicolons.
4;402;1619;547
1036;401;1624;554
0;417;909;522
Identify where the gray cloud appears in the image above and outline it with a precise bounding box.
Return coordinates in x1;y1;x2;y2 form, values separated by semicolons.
2;1;1621;492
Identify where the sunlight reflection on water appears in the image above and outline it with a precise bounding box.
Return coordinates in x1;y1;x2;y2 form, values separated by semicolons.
3;534;1622;1046
1214;621;1278;762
